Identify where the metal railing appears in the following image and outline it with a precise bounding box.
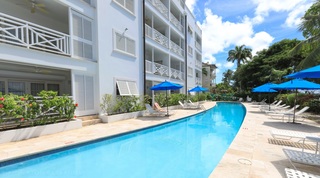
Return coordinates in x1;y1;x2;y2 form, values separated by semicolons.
145;24;169;48
0;12;70;56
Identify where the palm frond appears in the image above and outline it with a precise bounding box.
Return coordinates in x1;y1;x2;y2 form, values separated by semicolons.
297;45;320;69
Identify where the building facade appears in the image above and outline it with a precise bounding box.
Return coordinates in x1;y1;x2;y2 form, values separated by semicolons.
0;0;201;116
202;62;217;90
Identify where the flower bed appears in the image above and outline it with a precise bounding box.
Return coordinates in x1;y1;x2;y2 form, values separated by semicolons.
0;91;77;131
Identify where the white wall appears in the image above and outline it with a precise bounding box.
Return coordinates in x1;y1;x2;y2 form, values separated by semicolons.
96;1;144;107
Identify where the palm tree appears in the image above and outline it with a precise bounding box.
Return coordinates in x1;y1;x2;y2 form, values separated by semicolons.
222;69;233;85
291;0;320;69
227;45;252;68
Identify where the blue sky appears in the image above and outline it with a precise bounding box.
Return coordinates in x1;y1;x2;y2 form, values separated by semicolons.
186;0;314;83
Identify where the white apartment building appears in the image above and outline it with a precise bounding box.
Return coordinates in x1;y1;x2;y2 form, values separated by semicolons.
0;0;201;117
144;0;202;95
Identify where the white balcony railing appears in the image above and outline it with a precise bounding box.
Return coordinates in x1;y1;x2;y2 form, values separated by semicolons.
195;41;201;51
170;68;184;80
170;12;184;33
146;60;184;80
188;45;193;56
0;12;70;56
145;24;169;48
195;60;202;68
170;41;184;57
196;77;201;85
148;0;169;19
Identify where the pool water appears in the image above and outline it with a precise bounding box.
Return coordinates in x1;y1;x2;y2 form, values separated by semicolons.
0;102;245;178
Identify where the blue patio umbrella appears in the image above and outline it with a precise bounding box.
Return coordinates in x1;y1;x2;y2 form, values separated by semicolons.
188;86;209;103
271;79;320;123
150;80;183;116
285;65;320;79
252;82;278;110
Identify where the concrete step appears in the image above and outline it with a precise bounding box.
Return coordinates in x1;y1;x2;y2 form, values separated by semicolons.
78;115;99;121
82;119;101;127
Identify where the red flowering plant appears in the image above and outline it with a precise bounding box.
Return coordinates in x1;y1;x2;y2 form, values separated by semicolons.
0;91;77;131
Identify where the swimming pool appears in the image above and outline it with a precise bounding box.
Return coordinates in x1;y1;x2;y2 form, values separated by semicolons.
0;102;245;178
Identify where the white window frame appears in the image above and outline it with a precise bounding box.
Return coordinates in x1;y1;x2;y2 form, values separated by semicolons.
113;30;136;57
71;11;94;61
116;80;139;96
113;0;135;15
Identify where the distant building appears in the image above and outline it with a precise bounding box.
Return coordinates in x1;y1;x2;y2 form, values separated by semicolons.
202;63;217;89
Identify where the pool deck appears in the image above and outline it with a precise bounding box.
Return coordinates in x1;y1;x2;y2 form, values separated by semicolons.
0;101;319;177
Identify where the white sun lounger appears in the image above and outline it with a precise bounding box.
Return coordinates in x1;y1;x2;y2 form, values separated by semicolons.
283;148;320;169
145;104;167;116
285;168;320;178
270;129;318;142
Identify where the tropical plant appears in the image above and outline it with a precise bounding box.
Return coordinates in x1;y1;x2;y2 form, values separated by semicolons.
222;69;234;85
227;45;252;68
291;0;320;69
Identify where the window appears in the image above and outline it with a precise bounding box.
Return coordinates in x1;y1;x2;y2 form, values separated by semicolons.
113;0;134;14
48;84;60;95
114;31;136;56
188;67;193;77
0;81;4;94
31;83;45;96
116;80;138;96
72;12;94;61
8;81;25;96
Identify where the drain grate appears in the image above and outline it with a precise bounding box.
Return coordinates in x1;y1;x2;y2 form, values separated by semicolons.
238;158;252;165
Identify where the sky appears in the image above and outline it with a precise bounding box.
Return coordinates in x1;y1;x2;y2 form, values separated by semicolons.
185;0;314;83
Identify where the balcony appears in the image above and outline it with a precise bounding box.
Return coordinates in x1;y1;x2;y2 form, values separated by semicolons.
145;24;169;49
170;41;184;57
146;60;184;80
0;12;70;56
195;60;202;69
170;12;184;34
196;77;201;85
147;0;169;19
195;41;201;51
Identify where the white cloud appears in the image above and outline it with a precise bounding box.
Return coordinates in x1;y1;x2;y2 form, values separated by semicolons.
185;0;197;13
203;53;217;64
284;2;313;27
251;0;313;25
200;9;274;58
224;62;234;68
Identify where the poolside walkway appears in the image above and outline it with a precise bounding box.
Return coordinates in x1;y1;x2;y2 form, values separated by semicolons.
0;102;319;177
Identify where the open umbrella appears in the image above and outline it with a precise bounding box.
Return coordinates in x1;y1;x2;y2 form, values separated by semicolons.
252;82;278;110
285;65;320;79
150;80;183;116
188;86;208;104
271;79;320;123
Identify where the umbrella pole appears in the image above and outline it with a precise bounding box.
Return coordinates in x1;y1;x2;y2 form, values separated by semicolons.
166;90;169;116
293;89;297;123
268;93;270;111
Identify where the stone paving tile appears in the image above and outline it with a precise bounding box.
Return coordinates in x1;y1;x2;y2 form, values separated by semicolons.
0;102;320;178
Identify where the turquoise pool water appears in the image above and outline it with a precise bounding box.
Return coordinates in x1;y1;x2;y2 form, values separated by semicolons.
0;102;246;178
